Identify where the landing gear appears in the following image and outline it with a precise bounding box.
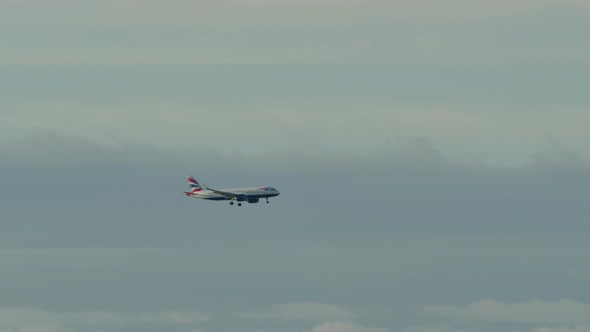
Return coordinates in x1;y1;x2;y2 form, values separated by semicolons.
230;201;234;205
266;198;269;204
237;203;242;206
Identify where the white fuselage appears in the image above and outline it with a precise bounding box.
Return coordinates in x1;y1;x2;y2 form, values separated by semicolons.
192;187;280;201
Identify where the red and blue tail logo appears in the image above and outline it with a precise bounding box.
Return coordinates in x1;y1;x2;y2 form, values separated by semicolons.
187;176;203;193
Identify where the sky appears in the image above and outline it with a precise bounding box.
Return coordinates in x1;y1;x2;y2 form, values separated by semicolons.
1;1;590;331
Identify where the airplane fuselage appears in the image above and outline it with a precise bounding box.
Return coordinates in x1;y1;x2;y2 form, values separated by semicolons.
191;187;280;203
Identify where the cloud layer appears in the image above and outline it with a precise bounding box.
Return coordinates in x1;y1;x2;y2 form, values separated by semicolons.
239;303;355;321
2;1;590;331
1;0;589;66
425;300;590;324
0;308;209;332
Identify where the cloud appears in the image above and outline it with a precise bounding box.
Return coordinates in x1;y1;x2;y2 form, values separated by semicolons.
310;321;389;332
401;325;590;332
401;327;471;332
531;327;590;332
1;0;589;66
239;303;355;321
0;308;209;331
1;132;590;332
425;299;590;325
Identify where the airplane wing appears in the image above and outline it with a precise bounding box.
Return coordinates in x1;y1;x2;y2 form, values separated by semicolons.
202;184;241;199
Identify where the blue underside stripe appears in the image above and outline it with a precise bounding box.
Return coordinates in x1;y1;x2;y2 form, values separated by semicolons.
198;193;278;201
202;197;229;201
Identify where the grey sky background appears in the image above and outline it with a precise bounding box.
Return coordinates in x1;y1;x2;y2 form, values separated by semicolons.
1;1;590;332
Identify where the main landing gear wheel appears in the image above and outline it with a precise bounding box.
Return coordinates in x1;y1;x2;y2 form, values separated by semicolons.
230;201;234;205
237;203;242;206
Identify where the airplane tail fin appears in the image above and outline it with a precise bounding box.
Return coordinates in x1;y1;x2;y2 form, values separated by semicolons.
186;175;203;195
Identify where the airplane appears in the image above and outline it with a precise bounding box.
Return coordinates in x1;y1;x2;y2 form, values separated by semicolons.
182;175;280;206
